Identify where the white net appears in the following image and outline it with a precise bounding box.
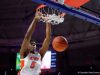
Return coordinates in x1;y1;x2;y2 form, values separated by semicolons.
40;14;64;25
36;5;65;25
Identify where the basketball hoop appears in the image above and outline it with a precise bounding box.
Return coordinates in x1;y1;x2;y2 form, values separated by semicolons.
36;4;65;25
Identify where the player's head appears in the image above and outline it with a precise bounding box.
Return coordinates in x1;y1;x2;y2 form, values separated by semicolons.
28;41;36;51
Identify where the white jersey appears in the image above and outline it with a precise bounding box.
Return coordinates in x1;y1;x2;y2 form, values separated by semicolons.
20;52;41;75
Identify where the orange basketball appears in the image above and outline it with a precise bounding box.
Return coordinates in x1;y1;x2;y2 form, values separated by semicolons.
52;36;68;52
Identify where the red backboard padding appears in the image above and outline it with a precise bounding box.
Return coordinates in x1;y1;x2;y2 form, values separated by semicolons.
64;0;90;8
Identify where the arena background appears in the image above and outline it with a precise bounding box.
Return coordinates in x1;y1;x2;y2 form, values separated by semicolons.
0;0;100;75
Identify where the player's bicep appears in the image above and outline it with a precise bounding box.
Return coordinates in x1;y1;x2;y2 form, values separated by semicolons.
39;40;50;59
39;48;47;60
20;39;29;51
20;39;29;58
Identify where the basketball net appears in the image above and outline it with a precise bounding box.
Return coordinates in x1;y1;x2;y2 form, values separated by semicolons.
36;4;65;25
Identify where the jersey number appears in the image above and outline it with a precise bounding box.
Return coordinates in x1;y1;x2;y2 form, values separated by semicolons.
30;61;36;68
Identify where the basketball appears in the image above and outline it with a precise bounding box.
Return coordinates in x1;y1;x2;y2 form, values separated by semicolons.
52;36;68;52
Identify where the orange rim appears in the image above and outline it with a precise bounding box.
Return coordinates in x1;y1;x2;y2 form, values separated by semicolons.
36;4;46;11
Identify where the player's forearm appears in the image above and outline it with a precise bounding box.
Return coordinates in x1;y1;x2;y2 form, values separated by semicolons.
24;17;38;41
44;23;51;48
46;23;51;39
43;23;51;50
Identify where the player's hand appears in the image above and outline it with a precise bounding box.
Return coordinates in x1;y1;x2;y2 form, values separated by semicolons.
34;12;42;20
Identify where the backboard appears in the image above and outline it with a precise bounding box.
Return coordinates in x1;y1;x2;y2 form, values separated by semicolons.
32;0;100;25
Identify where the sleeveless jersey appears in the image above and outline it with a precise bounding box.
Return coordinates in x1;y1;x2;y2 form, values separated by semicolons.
20;52;41;75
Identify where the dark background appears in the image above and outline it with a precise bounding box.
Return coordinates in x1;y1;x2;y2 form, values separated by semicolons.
0;0;100;75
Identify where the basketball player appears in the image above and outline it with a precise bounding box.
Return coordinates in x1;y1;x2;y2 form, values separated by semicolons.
18;12;51;75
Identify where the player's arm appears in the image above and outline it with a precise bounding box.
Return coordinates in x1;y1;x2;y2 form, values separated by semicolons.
39;23;51;60
20;15;39;59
